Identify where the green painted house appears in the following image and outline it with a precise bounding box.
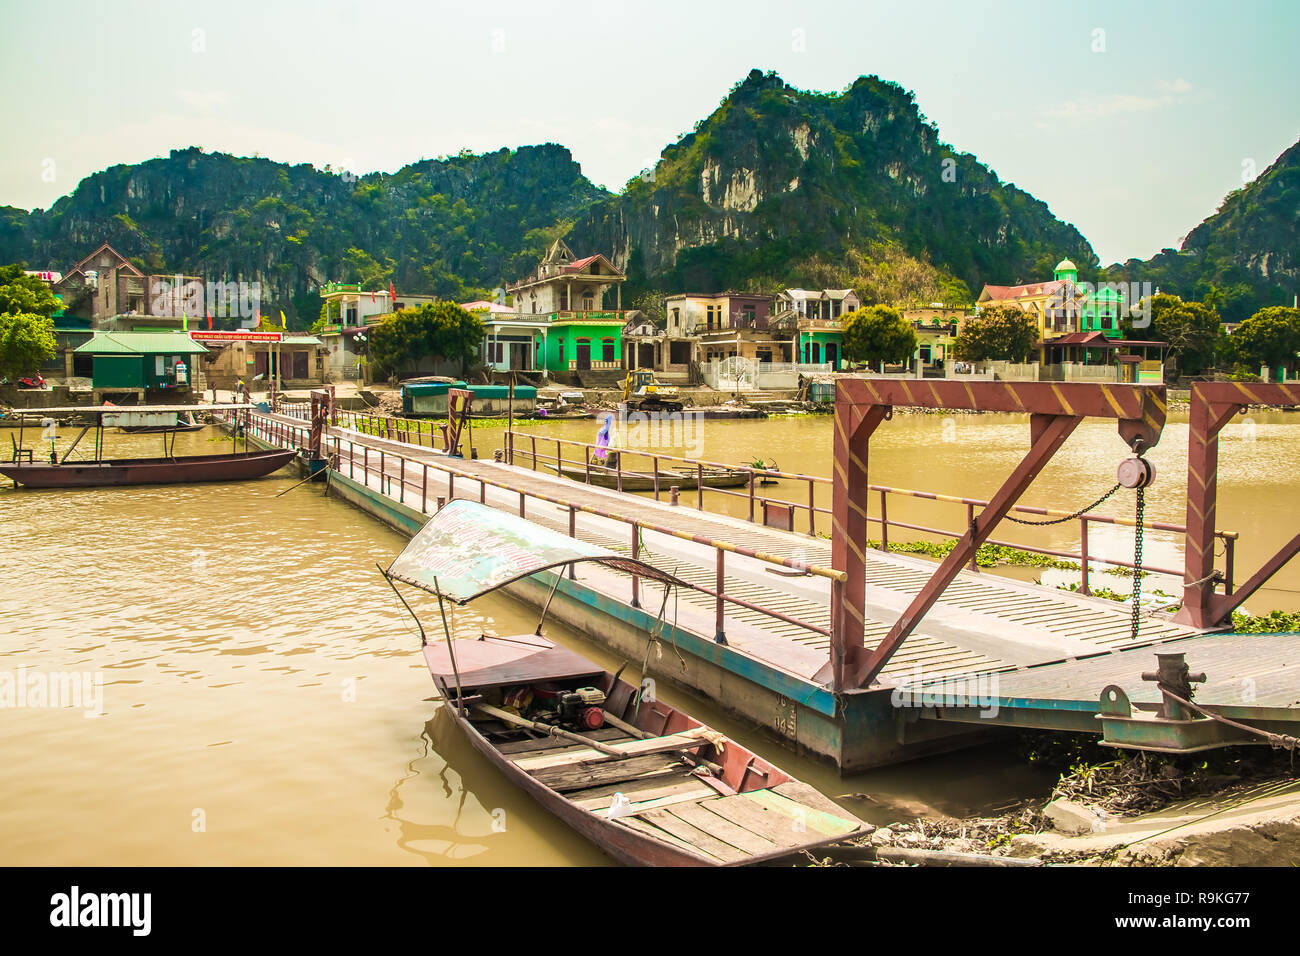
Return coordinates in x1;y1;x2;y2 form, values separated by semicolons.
503;239;627;375
797;329;844;369
76;331;208;391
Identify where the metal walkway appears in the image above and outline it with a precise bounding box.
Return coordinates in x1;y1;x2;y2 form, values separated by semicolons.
299;415;1212;689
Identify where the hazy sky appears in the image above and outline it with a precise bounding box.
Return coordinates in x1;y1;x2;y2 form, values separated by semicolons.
2;0;1296;265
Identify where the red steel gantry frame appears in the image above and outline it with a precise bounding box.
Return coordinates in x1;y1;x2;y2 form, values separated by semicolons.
830;379;1167;692
1174;382;1300;629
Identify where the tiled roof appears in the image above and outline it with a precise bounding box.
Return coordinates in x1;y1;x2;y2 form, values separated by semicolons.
980;280;1068;300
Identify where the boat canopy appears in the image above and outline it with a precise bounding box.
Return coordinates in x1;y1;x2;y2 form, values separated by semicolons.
386;499;687;604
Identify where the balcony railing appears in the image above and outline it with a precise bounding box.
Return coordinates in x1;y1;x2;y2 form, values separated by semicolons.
547;310;627;323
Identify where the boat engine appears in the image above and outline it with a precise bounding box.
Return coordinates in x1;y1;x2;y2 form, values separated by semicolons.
557;687;606;731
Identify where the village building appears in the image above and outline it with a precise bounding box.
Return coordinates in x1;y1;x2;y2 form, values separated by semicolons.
661;292;783;371
504;239;626;377
903;307;970;375
976;259;1165;382
316;281;442;382
466;299;548;373
771;288;860;369
27;243;206;383
191;330;328;390
74;330;207;401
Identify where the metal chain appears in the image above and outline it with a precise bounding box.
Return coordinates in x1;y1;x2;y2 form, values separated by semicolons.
1004;482;1122;526
1131;486;1145;641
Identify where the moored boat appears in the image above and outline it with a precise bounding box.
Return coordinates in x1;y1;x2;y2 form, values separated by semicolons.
558;464;751;491
381;499;867;866
1;403;295;489
0;448;297;488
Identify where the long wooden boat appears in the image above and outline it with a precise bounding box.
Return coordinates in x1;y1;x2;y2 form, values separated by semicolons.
0;448;297;488
2;402;292;489
559;464;751;491
382;499;867;866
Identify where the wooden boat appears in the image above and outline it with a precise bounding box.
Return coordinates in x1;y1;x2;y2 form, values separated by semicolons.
381;499;867;866
0;448;297;488
1;402;295;489
558;464;750;491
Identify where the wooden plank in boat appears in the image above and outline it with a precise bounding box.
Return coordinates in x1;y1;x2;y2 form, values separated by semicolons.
531;753;689;792
772;781;855;820
739;788;862;838
614;816;719;864
511;728;713;771
495;727;627;755
570;777;713;811
636;808;751;864
694;794;816;848
664;802;782;856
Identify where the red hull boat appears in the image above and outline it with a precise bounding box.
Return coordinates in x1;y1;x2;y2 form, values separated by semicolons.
383;499;867;866
0;448;297;489
426;636;866;866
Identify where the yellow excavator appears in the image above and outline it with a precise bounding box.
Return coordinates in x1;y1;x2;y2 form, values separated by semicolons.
619;369;684;413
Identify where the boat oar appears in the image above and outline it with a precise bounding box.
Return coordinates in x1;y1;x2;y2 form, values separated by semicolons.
273;466;320;497
469;701;624;756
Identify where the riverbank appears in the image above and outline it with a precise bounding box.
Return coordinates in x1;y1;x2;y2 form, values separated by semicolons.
825;741;1300;867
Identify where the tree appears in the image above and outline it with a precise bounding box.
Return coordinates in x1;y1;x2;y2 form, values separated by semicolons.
841;304;917;369
0;312;57;381
369;301;485;378
954;306;1036;362
0;265;59;380
0;265;61;318
1135;292;1220;374
630;289;667;328
1231;306;1300;375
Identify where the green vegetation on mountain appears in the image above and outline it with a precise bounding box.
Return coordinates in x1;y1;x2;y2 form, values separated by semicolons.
0;70;1294;327
575;69;1096;303
1105;139;1300;322
0;145;606;328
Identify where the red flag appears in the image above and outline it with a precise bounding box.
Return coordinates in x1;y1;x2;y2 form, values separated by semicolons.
370;289;375;303
389;280;396;304
206;312;213;330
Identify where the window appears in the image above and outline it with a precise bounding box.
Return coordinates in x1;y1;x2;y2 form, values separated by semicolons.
742;306;755;325
671;308;680;328
706;306;715;329
602;338;615;362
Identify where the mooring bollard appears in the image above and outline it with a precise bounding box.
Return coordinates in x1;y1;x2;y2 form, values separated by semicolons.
669;485;680;506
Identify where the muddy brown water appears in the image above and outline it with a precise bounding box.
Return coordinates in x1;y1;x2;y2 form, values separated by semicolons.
2;410;1294;864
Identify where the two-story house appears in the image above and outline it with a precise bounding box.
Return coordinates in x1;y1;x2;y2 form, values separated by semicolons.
770;288;861;369
504;239;626;375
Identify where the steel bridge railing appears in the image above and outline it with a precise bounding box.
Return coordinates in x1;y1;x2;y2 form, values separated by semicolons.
219;407;846;647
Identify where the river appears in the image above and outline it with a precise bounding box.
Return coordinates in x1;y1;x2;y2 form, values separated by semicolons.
1;409;1295;865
